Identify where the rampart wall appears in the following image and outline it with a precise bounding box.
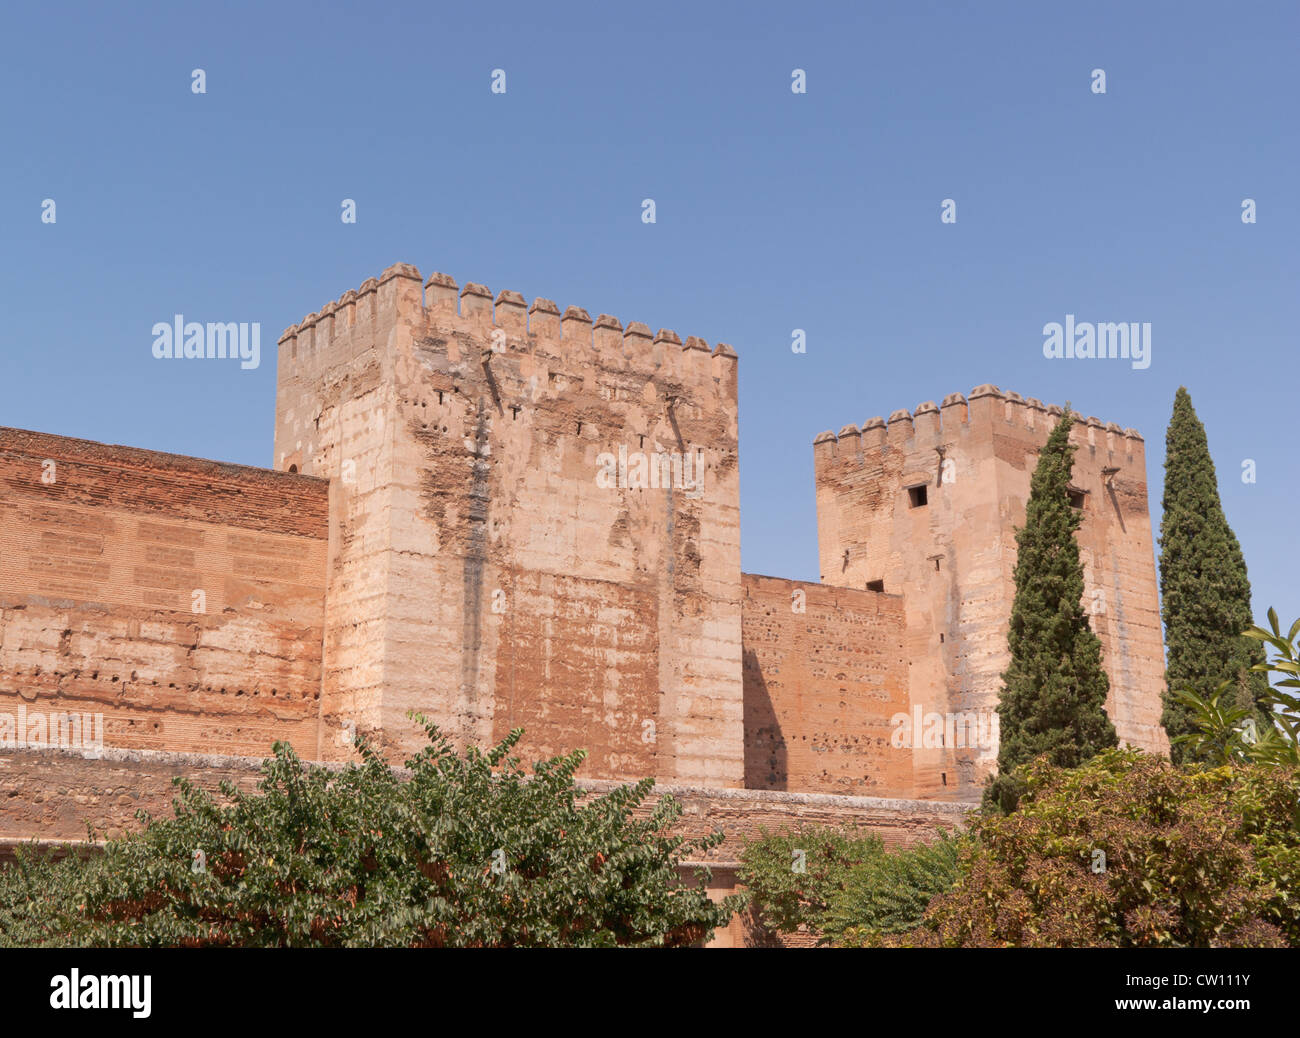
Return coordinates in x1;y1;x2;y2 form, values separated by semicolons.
741;573;913;796
0;428;329;759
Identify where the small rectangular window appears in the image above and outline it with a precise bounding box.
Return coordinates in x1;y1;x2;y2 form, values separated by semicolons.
1068;488;1086;510
867;579;885;592
908;484;928;508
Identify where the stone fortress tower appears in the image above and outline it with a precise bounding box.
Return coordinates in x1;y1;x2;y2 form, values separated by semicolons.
813;388;1170;800
272;264;744;786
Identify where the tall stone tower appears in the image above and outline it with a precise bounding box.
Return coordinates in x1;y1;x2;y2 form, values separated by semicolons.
813;385;1169;802
273;263;744;786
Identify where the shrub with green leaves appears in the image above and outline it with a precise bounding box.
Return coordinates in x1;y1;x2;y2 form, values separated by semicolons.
822;832;963;945
738;825;964;944
1173;609;1300;767
882;749;1300;947
0;846;82;948
0;717;742;947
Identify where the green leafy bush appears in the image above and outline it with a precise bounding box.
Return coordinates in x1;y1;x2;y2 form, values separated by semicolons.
0;847;82;947
738;825;963;944
0;717;741;947
1173;609;1300;767
882;749;1300;947
824;833;963;945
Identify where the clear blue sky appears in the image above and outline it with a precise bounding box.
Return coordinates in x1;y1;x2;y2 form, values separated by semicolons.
2;1;1295;625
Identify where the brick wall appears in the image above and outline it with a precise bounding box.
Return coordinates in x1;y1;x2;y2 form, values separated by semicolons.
0;429;329;759
741;573;913;797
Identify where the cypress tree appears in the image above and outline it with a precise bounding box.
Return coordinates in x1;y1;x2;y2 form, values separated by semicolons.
1158;387;1268;763
985;408;1118;813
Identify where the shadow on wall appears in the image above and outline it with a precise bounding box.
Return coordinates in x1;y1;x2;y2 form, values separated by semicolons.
742;648;787;791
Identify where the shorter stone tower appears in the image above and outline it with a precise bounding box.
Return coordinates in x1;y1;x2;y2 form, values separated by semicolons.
813;386;1169;802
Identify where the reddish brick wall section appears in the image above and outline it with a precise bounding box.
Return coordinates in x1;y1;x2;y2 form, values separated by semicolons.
742;574;912;797
493;571;661;778
0;429;329;759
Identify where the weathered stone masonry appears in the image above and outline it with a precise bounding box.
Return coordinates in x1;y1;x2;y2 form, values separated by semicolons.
813;389;1169;801
273;264;743;785
0;429;327;759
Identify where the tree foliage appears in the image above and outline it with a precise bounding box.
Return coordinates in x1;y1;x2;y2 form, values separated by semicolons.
986;407;1117;813
1172;608;1300;767
0;717;742;947
883;750;1300;947
737;825;963;945
1159;387;1269;761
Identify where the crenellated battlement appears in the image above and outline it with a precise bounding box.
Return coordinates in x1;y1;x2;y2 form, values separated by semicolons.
420;270;738;405
273;260;743;490
813;384;1145;467
276;262;422;373
276;263;739;409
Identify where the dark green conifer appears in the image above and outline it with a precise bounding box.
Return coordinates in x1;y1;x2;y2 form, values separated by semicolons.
985;408;1117;813
1158;387;1268;762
